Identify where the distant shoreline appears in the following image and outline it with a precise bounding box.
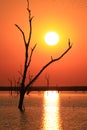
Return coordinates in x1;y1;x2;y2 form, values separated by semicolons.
0;86;87;91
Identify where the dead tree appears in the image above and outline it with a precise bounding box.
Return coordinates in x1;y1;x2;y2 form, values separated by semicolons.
15;0;72;111
45;73;50;87
8;78;13;95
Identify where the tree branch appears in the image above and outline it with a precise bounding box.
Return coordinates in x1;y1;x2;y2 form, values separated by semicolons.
18;70;23;78
45;73;50;86
27;43;37;67
8;78;12;87
25;44;72;92
15;24;26;46
27;0;34;46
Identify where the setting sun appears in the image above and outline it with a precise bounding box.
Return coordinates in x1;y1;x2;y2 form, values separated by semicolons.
44;32;60;46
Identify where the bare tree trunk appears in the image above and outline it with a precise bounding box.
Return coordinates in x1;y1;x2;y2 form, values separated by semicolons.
18;86;25;111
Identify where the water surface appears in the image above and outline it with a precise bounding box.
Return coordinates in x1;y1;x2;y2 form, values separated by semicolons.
0;92;87;130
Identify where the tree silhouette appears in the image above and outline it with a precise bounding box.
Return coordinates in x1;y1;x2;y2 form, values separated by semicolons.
15;0;72;111
45;73;50;87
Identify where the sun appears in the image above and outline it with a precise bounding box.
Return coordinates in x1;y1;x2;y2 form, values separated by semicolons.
44;32;60;46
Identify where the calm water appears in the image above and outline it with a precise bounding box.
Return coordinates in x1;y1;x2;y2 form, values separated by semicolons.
0;92;87;130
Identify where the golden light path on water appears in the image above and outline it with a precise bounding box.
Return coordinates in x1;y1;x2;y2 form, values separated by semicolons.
44;91;60;130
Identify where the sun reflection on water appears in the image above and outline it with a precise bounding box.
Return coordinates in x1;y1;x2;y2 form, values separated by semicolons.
44;91;60;130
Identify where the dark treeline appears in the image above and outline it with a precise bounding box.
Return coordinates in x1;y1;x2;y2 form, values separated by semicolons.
0;86;87;91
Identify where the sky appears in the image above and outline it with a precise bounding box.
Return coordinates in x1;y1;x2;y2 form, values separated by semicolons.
0;0;87;86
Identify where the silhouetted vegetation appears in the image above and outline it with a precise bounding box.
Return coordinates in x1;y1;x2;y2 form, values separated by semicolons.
15;0;72;111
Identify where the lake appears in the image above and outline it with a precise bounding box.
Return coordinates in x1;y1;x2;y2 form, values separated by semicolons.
0;91;87;130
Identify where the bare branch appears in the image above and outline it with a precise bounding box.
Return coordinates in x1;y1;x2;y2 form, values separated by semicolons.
27;43;37;67
45;73;50;87
8;78;13;95
27;0;34;21
18;70;23;78
18;65;23;77
27;15;33;46
17;77;21;87
26;0;34;46
27;0;29;10
8;78;12;86
68;38;71;48
15;24;26;45
25;45;72;92
51;56;53;61
28;71;32;82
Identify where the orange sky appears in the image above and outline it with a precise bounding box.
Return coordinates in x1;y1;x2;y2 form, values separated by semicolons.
0;0;87;86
